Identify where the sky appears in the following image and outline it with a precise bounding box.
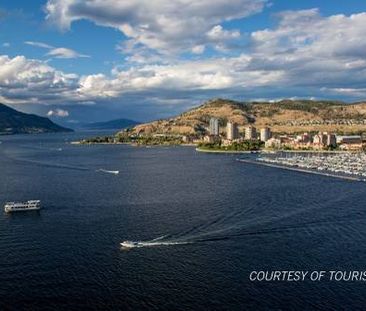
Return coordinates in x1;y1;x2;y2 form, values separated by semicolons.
1;0;366;125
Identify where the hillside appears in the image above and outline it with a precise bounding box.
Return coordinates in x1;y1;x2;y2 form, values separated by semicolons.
128;99;366;135
80;118;139;130
0;103;73;135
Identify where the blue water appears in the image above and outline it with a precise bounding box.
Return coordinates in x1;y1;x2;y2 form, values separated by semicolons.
1;132;366;310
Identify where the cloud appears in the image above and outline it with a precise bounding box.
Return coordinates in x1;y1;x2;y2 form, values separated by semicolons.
47;108;69;117
46;47;90;59
0;55;79;104
25;41;53;49
247;9;366;89
2;9;366;119
191;45;205;54
45;0;266;55
24;40;90;59
206;25;240;41
2;42;10;48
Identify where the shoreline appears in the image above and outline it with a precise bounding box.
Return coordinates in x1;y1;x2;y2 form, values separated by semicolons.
70;141;360;155
237;158;365;182
195;147;261;154
274;149;351;154
70;141;129;145
195;147;351;154
71;141;196;147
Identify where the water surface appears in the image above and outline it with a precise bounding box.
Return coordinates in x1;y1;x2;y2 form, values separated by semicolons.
1;132;366;310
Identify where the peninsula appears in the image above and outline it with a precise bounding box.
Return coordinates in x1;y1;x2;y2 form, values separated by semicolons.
78;98;366;151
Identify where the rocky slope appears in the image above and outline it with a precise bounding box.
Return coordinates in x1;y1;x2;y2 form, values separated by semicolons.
128;99;366;135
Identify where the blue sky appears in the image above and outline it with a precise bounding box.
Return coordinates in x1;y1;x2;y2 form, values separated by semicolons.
1;0;366;125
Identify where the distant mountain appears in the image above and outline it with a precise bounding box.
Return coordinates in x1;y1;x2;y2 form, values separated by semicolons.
128;98;366;135
80;118;140;130
0;103;73;135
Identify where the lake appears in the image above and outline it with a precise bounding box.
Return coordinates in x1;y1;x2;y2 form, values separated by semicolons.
1;132;366;310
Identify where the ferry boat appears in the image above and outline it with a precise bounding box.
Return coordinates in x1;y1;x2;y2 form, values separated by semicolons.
4;200;41;213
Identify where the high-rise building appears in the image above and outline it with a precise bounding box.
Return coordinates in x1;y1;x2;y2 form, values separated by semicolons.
245;126;257;140
209;118;219;136
226;122;239;140
326;134;336;147
260;127;271;142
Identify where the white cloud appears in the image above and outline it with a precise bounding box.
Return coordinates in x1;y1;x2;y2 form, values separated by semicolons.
45;0;266;55
0;55;79;104
321;87;366;97
47;108;69;117
207;25;240;41
46;47;90;59
24;40;90;59
25;41;54;49
77;55;283;100
2;9;366;111
246;9;366;89
2;42;10;48
191;45;205;54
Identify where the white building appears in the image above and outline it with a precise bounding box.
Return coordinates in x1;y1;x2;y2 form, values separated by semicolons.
209;118;219;136
226;122;239;140
265;138;282;149
245;126;257;140
260;127;271;142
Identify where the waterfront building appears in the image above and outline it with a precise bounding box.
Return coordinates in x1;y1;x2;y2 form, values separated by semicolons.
260;127;271;142
227;122;239;140
313;133;325;146
265;138;282;149
204;135;221;144
182;135;195;143
337;135;363;150
311;132;337;149
326;134;337;147
245;126;257;140
336;135;362;144
209;118;219;136
300;132;311;143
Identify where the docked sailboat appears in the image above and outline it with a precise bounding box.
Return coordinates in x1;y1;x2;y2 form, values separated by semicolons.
4;200;41;213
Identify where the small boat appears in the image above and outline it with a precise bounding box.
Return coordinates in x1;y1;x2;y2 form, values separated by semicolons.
97;169;119;175
120;241;140;248
4;200;41;213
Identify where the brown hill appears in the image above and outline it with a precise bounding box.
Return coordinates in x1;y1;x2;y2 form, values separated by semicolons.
128;98;366;136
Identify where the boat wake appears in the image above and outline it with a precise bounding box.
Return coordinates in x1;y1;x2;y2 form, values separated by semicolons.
5;152;121;175
9;156;90;171
97;169;119;175
120;239;190;249
121;194;357;250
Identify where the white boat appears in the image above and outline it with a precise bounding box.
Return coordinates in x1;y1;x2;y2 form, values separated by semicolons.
97;169;119;175
120;241;140;248
4;200;41;213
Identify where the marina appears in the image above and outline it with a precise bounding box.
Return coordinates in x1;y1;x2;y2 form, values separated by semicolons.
237;155;366;182
259;153;366;178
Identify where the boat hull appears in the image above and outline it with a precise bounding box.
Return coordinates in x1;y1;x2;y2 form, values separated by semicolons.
5;206;41;213
4;200;41;213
